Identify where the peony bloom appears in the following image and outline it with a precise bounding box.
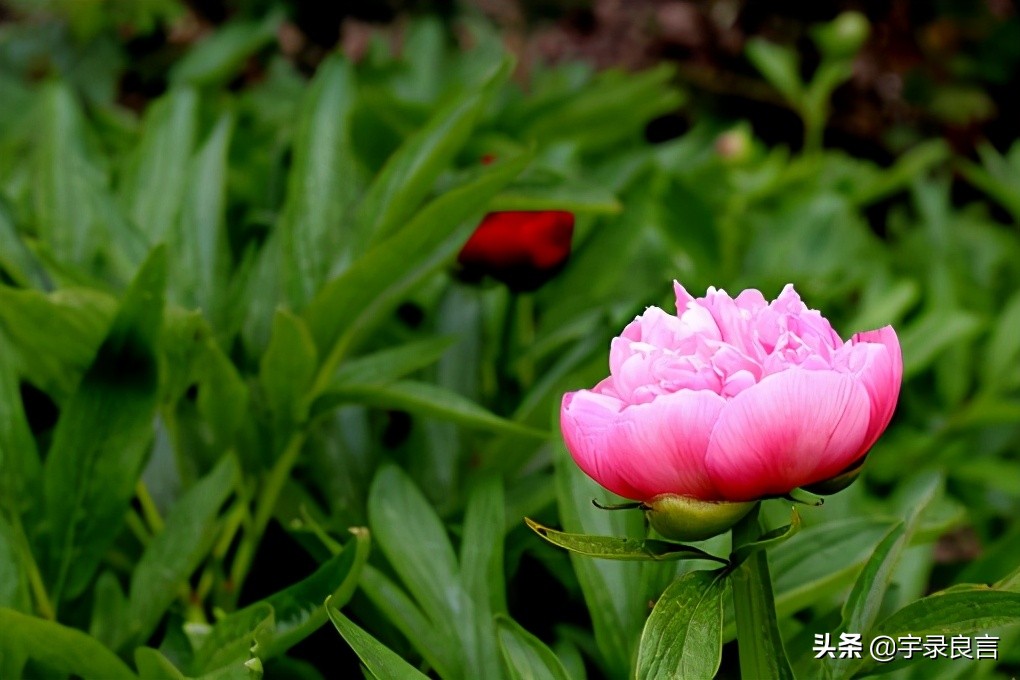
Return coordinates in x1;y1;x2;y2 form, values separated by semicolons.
561;283;902;505
457;211;575;292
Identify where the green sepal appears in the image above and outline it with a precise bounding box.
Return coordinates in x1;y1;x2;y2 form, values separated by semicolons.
645;494;754;542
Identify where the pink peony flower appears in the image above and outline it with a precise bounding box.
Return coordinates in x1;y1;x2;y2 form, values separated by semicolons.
561;283;902;503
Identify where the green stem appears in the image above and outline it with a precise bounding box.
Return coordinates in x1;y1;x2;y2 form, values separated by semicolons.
730;504;795;680
135;479;164;534
228;431;307;598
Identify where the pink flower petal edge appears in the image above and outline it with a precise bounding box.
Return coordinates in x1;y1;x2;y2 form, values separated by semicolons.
559;283;902;503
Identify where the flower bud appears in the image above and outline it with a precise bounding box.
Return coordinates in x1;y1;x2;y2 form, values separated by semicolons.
644;494;754;542
457;211;575;292
812;12;870;60
714;127;753;164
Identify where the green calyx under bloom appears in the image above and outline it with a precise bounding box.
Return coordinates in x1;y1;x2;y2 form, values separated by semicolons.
644;494;755;542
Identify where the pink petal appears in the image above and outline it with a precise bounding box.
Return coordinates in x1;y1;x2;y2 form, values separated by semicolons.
704;368;872;501
560;389;724;502
850;326;902;451
614;389;726;501
560;391;644;500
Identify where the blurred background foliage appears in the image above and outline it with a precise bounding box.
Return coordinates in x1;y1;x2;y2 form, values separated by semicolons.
1;0;1019;678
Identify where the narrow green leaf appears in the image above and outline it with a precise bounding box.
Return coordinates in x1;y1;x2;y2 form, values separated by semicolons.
127;456;238;647
44;247;166;601
325;601;430;680
119;88;198;242
489;183;621;215
170;13;281;86
314;380;547;437
0;607;137;679
0;197;47;288
852;589;1020;676
89;571;128;652
174;112;233;314
983;289;1020;391
496;615;573;680
354;57;512;251
461;477;508;616
332;335;456;386
277;55;360;304
637;570;727;680
0;332;40;508
260;310;318;425
303;152;530;373
768;517;898;620
729;508;801;567
359;565;453;678
899;310;983;379
745;38;804;102
0;285;115;400
526;518;727;563
189;604;273;677
552;440;674;679
134;647;186;679
0;518;29;612
368;465;478;676
192;528;370;671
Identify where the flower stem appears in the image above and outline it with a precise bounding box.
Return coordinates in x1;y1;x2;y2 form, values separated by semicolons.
729;503;795;680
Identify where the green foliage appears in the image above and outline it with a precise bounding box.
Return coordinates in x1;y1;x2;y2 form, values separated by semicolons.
0;6;1019;678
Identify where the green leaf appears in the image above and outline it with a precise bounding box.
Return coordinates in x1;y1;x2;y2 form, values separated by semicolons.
495;615;573;680
196;340;249;451
353;57;512;251
314;380;547;438
489;183;621;215
853;589;1020;675
331;335;456;386
192;528;370;671
552;441;676;678
302;150;531;378
325;601;430;680
525;518;726;563
260;310;318;426
0;518;29;612
44;247;166;601
899;310;983;379
0;197;47;288
636;570;727;680
359;565;453;677
0;332;40;509
127;455;238;647
277;55;360;304
119;87;198;242
461;477;508;616
0;607;137;679
983;289;1020;391
745;38;804;103
89;571;128;652
189;604;273;677
174;112;233;314
0;285;115;400
521;65;683;151
368;465;480;677
33;82;146;274
729;508;801;568
170;13;281;86
134;647;186;679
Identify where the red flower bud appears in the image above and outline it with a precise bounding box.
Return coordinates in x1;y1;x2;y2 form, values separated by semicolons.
457;211;575;291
